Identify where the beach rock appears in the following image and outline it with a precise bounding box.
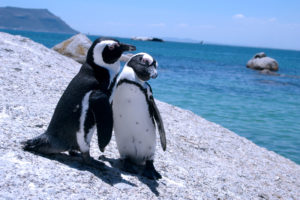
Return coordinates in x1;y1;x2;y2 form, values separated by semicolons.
246;52;279;71
52;33;92;64
120;53;134;62
132;36;164;42
0;31;299;200
53;34;134;63
259;69;279;76
254;52;267;58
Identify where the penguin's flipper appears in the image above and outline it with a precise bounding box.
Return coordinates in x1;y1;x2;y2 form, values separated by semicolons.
89;90;113;152
149;95;167;151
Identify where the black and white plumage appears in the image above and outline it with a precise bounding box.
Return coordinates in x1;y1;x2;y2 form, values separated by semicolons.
22;38;136;166
112;53;166;179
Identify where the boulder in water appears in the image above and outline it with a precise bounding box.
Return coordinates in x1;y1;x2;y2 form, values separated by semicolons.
131;36;164;42
259;69;280;76
246;52;279;71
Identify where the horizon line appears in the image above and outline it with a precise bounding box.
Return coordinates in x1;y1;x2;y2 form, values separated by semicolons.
84;31;300;52
0;28;299;52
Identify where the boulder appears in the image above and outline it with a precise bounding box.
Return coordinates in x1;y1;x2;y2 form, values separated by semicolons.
120;53;134;62
254;52;266;58
53;34;133;63
246;52;279;71
52;33;92;64
259;69;279;76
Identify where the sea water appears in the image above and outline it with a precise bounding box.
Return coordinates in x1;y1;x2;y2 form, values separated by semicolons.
2;29;299;164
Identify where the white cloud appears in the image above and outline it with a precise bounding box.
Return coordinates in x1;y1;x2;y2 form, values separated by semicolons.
233;14;245;19
233;15;277;24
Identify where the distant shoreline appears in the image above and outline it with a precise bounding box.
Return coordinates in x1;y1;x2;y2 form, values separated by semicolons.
1;28;300;52
0;28;76;35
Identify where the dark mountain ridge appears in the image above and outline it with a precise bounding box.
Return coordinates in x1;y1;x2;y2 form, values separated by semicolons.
0;6;78;34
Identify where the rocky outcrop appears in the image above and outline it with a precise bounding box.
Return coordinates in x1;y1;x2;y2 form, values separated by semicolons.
120;53;134;62
53;34;133;63
246;52;279;71
132;37;164;42
52;33;92;64
0;32;299;199
260;69;280;76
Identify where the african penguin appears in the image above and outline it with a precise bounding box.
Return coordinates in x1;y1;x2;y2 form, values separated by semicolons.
22;37;136;167
112;53;166;179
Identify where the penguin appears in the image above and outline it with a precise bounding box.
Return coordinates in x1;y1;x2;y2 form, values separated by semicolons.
22;37;136;167
112;53;166;179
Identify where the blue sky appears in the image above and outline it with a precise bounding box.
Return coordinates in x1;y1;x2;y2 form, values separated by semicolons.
1;0;300;50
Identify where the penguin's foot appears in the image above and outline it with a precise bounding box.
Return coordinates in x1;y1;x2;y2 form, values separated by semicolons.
122;158;138;174
142;160;162;180
82;152;105;169
21;135;53;154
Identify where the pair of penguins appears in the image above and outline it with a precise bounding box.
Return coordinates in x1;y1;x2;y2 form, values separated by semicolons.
22;38;166;180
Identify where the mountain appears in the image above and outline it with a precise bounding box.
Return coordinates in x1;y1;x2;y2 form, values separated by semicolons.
0;6;78;34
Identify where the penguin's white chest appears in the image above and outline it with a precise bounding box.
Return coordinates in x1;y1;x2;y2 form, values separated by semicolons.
113;83;156;164
76;91;95;153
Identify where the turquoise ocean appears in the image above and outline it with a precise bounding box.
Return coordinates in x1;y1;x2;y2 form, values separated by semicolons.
2;29;299;164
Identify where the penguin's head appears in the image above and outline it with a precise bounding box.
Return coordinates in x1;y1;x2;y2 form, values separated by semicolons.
86;37;136;67
127;53;158;81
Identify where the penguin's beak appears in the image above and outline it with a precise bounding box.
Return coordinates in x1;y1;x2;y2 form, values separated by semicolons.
151;72;158;79
150;68;158;79
120;43;136;52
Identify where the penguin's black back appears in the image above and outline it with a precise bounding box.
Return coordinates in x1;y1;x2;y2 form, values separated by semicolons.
45;63;111;149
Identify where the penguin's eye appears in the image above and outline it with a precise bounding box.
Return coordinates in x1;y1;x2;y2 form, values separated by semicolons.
108;45;115;50
141;58;149;65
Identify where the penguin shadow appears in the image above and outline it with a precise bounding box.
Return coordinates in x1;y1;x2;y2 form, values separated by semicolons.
99;155;160;196
30;152;136;187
